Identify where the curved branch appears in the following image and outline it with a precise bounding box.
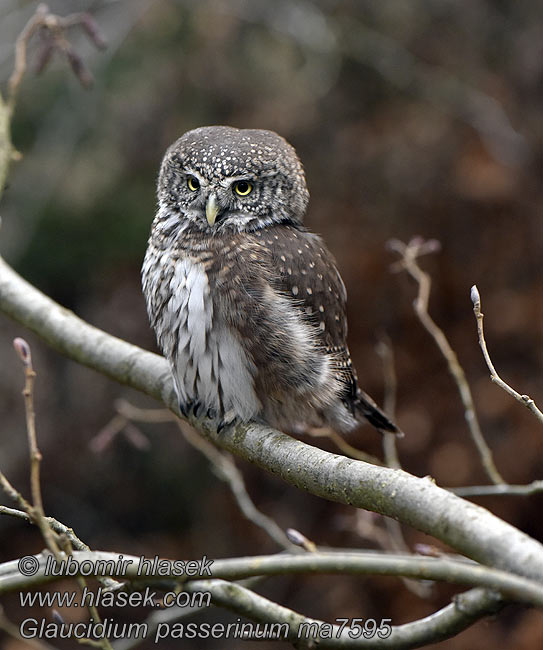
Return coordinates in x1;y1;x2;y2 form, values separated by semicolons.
1;550;542;607
451;481;543;498
186;580;504;649
471;284;543;424
1;255;543;582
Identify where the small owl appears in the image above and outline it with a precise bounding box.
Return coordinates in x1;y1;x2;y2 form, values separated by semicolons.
142;126;398;435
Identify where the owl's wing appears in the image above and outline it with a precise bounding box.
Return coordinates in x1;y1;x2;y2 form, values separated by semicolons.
262;223;398;433
262;224;353;384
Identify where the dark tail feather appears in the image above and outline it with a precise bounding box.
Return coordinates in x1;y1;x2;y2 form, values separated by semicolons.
355;388;402;435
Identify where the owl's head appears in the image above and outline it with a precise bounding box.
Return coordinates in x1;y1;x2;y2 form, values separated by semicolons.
157;126;309;232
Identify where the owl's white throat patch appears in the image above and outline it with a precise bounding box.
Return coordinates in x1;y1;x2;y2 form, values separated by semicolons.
167;258;261;422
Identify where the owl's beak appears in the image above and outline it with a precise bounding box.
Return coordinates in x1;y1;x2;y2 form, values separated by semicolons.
206;194;219;226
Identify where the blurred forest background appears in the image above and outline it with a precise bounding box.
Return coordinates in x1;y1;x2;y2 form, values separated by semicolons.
0;1;541;648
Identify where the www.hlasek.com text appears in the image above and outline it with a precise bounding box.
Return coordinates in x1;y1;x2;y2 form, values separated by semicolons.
20;586;211;609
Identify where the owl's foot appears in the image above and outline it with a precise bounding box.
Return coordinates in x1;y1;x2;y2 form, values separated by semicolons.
179;399;224;424
179;401;240;433
217;409;239;434
179;399;206;419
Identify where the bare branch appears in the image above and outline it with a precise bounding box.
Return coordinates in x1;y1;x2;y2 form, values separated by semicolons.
376;336;401;469
2;550;542;607
12;337;61;558
0;4;106;199
0;604;56;650
7;3;107;106
0;505;89;550
471;284;543;424
0;548;510;649
184;579;504;649
304;426;383;464
1;254;543;582
370;339;432;598
388;238;505;484
451;480;543;498
0;471;32;512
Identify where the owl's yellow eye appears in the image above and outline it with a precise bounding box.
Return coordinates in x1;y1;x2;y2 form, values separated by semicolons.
187;176;200;191
233;180;253;196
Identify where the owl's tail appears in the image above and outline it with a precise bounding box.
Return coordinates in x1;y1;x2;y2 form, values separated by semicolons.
355;388;402;435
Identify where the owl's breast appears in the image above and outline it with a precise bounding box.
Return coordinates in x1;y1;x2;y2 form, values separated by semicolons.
146;249;261;422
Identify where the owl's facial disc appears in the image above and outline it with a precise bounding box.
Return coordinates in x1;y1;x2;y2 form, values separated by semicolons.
184;172;260;229
157;126;310;232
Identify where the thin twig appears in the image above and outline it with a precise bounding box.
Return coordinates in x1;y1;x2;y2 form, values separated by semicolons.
0;505;89;549
0;472;32;511
7;3;48;109
176;419;294;550
0;5;106;201
0;506;121;592
450;480;543;498
59;537;115;650
388;238;505;484
471;284;543;424
7;3;106;109
376;336;401;469
305;426;383;464
348;509;433;600
0;604;56;650
13;338;61;557
376;336;432;598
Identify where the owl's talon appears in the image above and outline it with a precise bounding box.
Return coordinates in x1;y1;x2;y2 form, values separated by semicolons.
179;400;201;419
217;410;240;434
179;401;190;418
217;419;229;434
192;401;204;418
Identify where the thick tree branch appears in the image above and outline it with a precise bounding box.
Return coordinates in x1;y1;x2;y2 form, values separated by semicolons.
1;254;543;583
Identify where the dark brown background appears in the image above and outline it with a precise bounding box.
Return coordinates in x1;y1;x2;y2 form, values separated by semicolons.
0;1;541;648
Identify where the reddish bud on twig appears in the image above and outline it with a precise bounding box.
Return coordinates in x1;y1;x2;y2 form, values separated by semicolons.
13;338;32;367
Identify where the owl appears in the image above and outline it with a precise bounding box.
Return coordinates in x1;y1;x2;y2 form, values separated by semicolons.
142;126;398;435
